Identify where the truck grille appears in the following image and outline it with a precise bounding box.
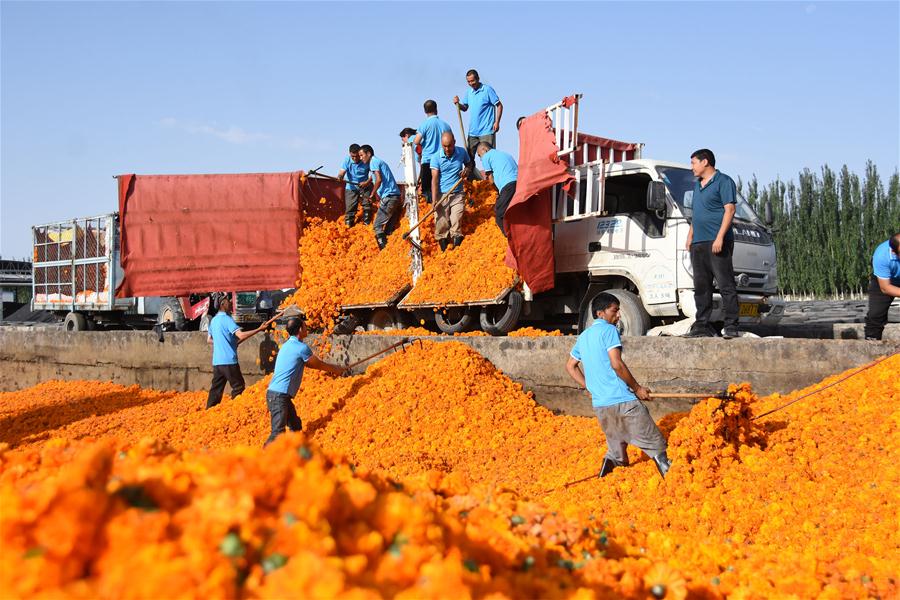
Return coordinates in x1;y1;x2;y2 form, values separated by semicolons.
732;224;772;246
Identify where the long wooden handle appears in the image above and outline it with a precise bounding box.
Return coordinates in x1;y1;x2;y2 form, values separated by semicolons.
648;392;727;399
456;103;467;142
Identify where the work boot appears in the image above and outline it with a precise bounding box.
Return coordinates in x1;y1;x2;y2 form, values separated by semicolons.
652;451;671;478
438;238;449;252
683;325;712;338
598;458;622;478
362;211;372;226
345;217;355;228
452;235;465;248
375;234;388;250
722;326;740;339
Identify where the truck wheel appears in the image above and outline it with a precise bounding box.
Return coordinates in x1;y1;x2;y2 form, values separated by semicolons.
199;313;211;332
367;308;404;332
579;288;651;336
479;290;524;335
434;307;474;334
63;312;88;332
157;298;187;331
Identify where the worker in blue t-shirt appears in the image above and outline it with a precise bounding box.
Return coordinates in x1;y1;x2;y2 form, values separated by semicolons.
413;100;452;204
566;292;670;479
476;142;518;234
683;148;740;339
430;131;472;252
453;69;503;159
206;294;281;409
337;143;373;227
359;144;402;250
864;233;900;340
265;315;345;445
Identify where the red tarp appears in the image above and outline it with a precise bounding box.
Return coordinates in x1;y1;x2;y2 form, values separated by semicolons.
504;98;575;293
116;171;344;298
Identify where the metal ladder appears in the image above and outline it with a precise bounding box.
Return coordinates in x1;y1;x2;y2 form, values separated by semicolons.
547;95;608;222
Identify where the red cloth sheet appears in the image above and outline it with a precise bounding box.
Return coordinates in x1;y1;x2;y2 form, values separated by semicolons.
117;171;315;298
503;105;574;293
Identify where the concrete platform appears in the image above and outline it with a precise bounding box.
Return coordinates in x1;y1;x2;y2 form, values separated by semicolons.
2;328;896;419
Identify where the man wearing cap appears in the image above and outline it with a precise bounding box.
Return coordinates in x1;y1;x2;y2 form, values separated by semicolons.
476;142;517;234
454;69;503;158
864;232;900;340
206;295;280;409
265;315;345;445
359;144;401;250
413;100;452;203
430;131;471;251
337;143;373;227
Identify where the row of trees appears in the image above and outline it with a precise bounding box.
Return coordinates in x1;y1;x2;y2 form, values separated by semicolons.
738;161;899;297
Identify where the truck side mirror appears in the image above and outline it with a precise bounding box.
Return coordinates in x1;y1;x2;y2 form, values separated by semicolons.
646;181;667;212
764;199;774;226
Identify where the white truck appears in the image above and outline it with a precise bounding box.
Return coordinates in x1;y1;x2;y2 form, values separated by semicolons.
343;95;779;336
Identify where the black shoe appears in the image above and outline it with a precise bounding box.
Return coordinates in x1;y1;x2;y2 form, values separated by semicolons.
452;235;465;248
438;239;449;252
375;234;388;250
652;451;671;478
344;218;355;228
683;325;713;338
598;457;622;478
722;326;740;339
362;213;372;225
865;336;881;341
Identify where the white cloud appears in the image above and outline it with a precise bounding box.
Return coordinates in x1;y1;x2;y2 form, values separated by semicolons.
159;117;269;144
159;118;332;151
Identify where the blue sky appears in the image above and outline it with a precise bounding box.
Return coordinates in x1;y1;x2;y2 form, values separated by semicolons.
2;1;898;258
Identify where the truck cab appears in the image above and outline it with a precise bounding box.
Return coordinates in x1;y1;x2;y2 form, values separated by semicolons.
550;158;778;335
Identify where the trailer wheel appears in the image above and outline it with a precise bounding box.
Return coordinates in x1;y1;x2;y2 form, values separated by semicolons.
434;307;474;334
63;312;88;332
579;288;651;336
479;290;524;335
157;298;187;331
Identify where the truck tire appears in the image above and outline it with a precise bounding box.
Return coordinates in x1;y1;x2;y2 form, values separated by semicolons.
63;312;88;332
579;288;651;337
434;307;474;334
199;313;211;332
479;290;524;335
157;298;187;331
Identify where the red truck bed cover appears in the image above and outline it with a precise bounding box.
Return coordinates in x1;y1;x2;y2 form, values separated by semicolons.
116;172;343;298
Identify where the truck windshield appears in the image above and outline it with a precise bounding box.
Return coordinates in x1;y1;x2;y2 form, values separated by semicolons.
657;167;763;225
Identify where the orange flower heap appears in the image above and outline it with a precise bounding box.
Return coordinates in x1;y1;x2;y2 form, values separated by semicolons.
1;433;660;599
280;218;379;332
343;217;416;307
403;180;516;305
0;347;898;598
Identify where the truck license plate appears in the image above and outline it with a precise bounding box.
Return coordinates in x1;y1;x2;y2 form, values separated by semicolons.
739;303;759;318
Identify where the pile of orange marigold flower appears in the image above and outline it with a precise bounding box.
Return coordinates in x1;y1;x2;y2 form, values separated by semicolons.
402;180;516;306
280;181;517;337
1;344;898;598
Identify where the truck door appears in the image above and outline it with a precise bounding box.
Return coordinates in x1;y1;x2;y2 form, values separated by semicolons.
586;173;677;306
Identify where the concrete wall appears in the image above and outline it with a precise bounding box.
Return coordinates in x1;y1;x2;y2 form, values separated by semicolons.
1;328;897;419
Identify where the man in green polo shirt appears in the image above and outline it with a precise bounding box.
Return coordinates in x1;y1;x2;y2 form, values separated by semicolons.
683;149;740;339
